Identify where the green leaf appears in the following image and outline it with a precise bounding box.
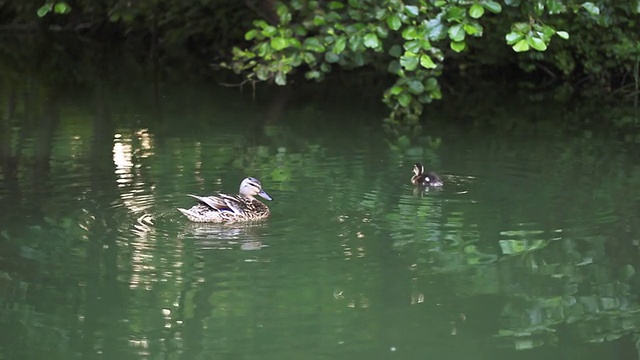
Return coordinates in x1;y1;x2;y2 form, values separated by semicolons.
388;60;402;74
262;25;277;37
528;36;547;51
450;41;466;52
581;2;600;16
463;23;482;36
303;37;326;52
245;29;258;40
256;65;270;80
275;71;286;85
400;55;419;71
329;1;345;9
325;51;340;63
390;85;404;95
546;0;566;14
389;44;402;57
512;39;530;52
276;4;291;24
271;37;288;51
404;40;422;53
37;4;53;17
446;6;466;21
408;80;425;94
405;5;419;17
305;70;322;80
483;1;502;13
448;24;465;42
364;33;381;49
556;31;569;40
402;26;419;40
469;4;484;18
348;35;364;51
54;2;71;14
387;14;402;31
505;31;523;45
333;37;347;54
303;52;316;64
425;18;445;40
420;55;437;69
398;93;412;107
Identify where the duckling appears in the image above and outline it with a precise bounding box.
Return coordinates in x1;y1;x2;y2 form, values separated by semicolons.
411;163;443;187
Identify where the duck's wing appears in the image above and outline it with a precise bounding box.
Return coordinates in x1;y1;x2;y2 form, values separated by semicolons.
187;194;247;214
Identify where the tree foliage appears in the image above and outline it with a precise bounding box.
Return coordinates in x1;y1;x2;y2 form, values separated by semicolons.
227;0;640;130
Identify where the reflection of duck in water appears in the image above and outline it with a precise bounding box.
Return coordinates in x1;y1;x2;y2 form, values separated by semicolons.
178;177;273;223
411;163;443;187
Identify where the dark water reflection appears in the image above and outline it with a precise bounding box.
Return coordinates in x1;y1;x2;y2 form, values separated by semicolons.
1;77;639;359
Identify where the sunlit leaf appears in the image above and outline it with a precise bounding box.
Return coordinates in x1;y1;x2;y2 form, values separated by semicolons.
528;36;547;51
262;25;277;37
275;71;286;85
364;33;381;48
420;55;437;69
333;37;347;54
387;14;402;31
245;29;258;40
469;3;484;18
405;5;419;17
404;40;421;53
512;39;529;52
390;85;404;95
450;41;466;52
483;0;502;13
505;31;522;45
271;37;288;51
256;65;270;80
448;24;465;42
37;4;53;17
400;55;419;71
582;2;600;15
54;2;71;14
303;37;326;52
276;4;291;24
556;31;569;39
463;23;482;36
402;26;419;40
425;18;445;40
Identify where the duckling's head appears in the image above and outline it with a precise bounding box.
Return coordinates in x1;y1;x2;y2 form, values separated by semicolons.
239;177;273;201
412;163;425;176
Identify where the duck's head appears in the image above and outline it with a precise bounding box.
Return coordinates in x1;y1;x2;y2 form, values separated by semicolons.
239;177;273;201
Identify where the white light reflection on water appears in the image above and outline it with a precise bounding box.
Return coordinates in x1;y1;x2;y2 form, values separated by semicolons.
112;129;155;213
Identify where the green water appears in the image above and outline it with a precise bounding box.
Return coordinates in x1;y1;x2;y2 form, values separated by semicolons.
0;81;639;359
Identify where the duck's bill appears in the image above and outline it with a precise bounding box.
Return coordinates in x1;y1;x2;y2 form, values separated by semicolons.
258;190;273;201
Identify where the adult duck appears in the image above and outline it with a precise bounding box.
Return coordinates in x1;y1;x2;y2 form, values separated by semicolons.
178;177;272;223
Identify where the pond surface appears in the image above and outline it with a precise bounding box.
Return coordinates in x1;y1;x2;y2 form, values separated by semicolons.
0;77;639;359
